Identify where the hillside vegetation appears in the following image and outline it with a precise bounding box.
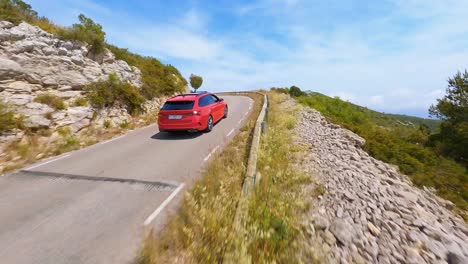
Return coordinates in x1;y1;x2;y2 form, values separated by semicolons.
286;89;467;214
0;0;187;98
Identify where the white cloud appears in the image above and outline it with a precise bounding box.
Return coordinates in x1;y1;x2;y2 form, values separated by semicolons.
28;0;468;117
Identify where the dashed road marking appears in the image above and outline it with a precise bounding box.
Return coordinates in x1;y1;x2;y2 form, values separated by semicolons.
25;154;71;170
143;183;185;226
227;128;235;137
203;145;220;162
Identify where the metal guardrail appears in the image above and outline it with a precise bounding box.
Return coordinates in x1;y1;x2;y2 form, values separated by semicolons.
218;91;269;263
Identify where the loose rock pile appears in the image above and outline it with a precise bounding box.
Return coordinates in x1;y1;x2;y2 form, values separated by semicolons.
295;107;468;263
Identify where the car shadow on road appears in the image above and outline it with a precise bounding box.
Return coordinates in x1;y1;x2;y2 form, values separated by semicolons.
151;131;203;140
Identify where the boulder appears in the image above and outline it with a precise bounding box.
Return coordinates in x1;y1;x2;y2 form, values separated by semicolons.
57;71;88;88
24;115;51;128
330;219;354;245
55;91;81;98
42;46;57;56
60;41;74;50
0;21;14;29
82;66;103;81
7;94;33;105
54;106;93;132
20;102;54;116
3;81;37;93
70;55;84;65
57;47;68;56
0;58;23;80
11;40;47;54
41;77;58;87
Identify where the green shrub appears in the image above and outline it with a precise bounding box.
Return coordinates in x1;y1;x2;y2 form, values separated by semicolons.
85;73;144;115
119;121;129;129
289;85;305;97
103;120;111;129
73;97;88;107
0;0;37;24
34;93;66;110
107;44;187;98
57;14;105;54
56;126;71;137
0;100;19;133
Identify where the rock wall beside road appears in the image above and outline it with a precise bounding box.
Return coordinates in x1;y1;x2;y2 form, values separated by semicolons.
0;20;142;131
295;107;467;264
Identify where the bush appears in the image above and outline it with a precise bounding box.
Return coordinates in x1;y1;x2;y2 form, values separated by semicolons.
289;85;304;97
73;97;88;107
34;93;66;110
270;87;289;94
103;120;111;129
85;73;145;115
107;44;187;98
0;0;37;24
0;101;19;133
57;14;105;54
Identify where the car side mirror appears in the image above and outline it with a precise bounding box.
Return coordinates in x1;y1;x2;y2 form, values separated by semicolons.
219;98;224;102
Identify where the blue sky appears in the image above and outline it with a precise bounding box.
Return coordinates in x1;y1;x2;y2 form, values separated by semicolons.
26;0;468;117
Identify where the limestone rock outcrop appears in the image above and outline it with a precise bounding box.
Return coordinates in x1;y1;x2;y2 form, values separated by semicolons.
0;21;142;131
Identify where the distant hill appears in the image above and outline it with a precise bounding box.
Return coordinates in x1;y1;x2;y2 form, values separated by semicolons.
305;91;441;132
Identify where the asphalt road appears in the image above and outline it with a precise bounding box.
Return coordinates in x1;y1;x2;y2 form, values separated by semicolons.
0;95;253;264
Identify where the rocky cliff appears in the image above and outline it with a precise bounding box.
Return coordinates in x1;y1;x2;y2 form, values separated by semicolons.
295;107;468;263
0;20;143;131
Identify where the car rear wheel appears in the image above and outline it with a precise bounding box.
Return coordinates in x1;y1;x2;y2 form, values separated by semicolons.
223;106;228;118
205;115;213;132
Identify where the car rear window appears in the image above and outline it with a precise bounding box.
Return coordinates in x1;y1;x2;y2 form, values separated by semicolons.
162;101;194;110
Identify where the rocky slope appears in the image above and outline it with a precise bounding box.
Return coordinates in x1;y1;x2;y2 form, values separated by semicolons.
295;107;468;263
0;20;143;132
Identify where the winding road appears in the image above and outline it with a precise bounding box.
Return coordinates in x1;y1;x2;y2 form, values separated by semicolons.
0;95;253;264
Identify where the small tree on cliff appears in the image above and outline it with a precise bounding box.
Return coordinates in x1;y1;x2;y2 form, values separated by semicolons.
190;74;203;92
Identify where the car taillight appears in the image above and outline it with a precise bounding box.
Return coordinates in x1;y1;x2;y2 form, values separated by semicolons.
192;110;201;115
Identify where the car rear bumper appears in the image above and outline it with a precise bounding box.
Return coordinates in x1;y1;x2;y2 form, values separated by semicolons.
158;116;205;132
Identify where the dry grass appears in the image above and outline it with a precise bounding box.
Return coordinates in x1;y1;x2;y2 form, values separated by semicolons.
243;92;311;263
137;93;263;263
0;110;160;174
34;93;66;110
137;92;314;263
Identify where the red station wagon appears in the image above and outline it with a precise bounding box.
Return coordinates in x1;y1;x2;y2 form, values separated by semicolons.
158;91;228;133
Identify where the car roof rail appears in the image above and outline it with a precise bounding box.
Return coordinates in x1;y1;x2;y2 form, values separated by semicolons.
179;91;209;97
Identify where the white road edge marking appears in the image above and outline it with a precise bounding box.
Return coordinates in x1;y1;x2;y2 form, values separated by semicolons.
203;145;220;162
143;183;185;226
237;119;243;125
99;134;125;145
25;154;72;170
227;128;235;137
